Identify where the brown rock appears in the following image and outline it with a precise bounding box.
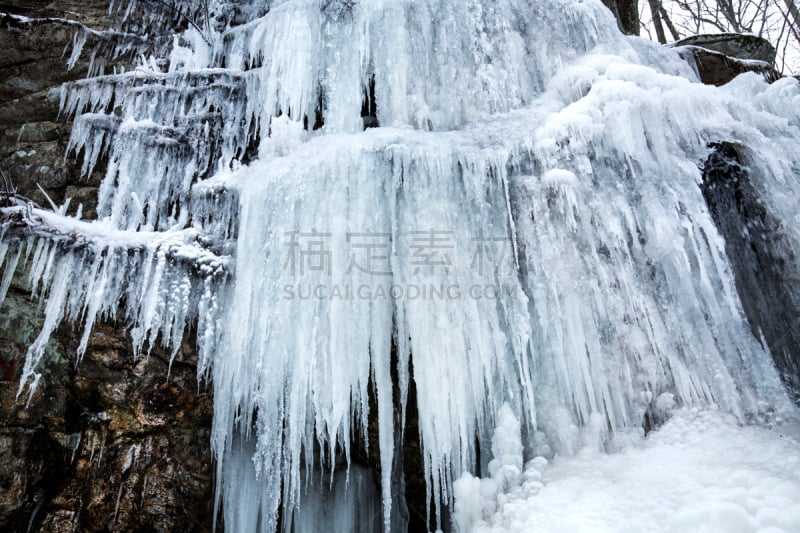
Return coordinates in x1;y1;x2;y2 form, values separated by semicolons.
0;3;218;529
675;45;779;86
672;33;782;87
0;287;218;532
673;33;777;64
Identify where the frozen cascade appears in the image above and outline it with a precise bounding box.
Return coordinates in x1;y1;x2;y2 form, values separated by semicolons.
1;0;800;531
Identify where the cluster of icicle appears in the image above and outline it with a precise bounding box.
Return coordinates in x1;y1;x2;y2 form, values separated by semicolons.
2;0;800;532
0;213;228;394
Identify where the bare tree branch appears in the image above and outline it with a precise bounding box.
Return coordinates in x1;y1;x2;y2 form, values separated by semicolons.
660;5;683;39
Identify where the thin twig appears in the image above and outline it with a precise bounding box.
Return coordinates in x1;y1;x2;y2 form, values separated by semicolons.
132;0;211;44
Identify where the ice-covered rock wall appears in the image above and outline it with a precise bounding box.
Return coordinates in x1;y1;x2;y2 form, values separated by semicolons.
2;0;800;531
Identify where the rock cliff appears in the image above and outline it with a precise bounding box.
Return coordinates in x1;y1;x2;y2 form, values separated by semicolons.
1;2;217;531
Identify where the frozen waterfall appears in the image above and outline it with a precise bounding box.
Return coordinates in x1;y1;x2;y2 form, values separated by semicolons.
1;0;800;531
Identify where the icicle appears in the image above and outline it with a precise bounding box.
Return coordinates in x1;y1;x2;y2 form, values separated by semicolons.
0;243;21;307
3;1;800;532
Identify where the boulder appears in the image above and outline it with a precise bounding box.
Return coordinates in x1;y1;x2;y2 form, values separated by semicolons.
672;33;781;86
674;33;777;63
674;44;779;86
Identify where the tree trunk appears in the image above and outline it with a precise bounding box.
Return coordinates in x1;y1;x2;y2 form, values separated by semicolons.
648;0;668;43
601;0;640;36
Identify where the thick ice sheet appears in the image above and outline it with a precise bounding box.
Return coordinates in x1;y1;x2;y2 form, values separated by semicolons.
212;49;798;530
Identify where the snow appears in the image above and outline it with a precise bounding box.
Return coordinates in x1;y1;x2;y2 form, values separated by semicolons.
1;0;800;531
455;407;800;533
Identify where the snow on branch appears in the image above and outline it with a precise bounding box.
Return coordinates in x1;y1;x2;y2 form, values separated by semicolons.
0;200;231;276
0;197;230;397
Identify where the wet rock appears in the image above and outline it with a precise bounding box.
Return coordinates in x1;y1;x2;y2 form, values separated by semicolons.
63;186;99;219
701;142;800;403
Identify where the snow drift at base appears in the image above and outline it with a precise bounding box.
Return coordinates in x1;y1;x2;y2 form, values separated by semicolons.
455;406;800;533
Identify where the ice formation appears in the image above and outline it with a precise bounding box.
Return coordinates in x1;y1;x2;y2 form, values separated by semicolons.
2;0;800;531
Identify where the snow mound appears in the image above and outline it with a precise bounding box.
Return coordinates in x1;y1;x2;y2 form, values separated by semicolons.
456;409;800;533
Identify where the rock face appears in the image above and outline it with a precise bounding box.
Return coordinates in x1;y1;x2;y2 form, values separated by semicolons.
701;143;800;403
0;2;112;216
0;2;218;531
0;288;217;532
673;34;780;86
